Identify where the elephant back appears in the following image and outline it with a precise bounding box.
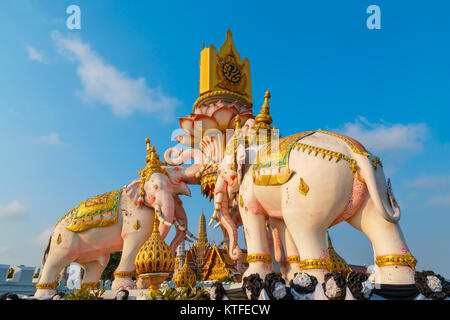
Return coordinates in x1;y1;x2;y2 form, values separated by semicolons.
66;189;123;232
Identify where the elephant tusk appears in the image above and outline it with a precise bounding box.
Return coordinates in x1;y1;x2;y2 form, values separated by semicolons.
186;231;197;240
175;219;186;232
156;209;172;226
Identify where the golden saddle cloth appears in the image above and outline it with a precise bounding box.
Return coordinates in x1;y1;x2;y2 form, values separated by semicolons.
66;189;122;232
252;130;369;186
252;131;316;186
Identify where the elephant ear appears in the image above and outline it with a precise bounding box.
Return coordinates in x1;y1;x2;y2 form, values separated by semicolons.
236;144;246;185
125;178;142;207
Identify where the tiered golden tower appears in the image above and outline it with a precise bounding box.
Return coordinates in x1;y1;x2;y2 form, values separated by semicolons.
194;29;253;109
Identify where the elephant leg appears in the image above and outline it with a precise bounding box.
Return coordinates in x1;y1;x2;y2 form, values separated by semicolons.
347;198;415;285
270;218;301;281
112;229;151;290
283;208;329;283
241;208;272;280
35;253;73;299
79;257;108;288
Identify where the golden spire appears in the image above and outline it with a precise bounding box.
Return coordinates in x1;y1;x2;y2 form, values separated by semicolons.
197;210;208;244
254;90;273;130
326;231;352;277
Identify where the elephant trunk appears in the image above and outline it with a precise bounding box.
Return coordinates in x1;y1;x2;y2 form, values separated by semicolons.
154;191;175;238
164;147;203;166
214;179;242;261
169;203;188;253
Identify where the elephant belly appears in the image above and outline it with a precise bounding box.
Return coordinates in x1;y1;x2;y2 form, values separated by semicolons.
253;185;283;218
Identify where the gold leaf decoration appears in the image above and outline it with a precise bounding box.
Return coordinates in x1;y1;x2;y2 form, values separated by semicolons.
298;178;309;196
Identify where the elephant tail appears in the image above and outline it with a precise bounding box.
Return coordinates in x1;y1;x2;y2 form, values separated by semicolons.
354;153;401;222
42;235;52;266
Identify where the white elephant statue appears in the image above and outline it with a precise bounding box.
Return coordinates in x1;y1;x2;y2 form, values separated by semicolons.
34;139;202;299
212;116;417;285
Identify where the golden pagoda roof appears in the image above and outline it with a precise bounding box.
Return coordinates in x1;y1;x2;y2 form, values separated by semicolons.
173;256;197;288
327;231;352;277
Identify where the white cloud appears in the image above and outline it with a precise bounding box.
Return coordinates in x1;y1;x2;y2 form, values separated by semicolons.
0;247;8;257
408;175;450;189
32;227;53;248
34;132;65;146
51;31;180;120
0;200;28;220
337;116;429;153
26;44;48;63
427;193;450;207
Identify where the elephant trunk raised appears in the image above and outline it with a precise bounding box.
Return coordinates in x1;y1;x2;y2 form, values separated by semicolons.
213;174;242;261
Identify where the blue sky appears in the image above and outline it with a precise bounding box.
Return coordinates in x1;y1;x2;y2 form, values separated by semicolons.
0;1;448;276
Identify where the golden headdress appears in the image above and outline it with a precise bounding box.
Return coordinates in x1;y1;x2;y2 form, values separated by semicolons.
137;138;167;207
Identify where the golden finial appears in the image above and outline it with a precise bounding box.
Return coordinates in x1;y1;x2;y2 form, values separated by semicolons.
252;91;274;145
234;114;241;130
254;90;272;127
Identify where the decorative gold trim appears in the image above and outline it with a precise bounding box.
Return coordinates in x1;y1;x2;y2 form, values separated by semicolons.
56;234;62;245
247;254;272;264
299;258;331;270
286;256;301;264
36;282;58;290
134;220;140;230
376;252;417;269
298;178;309;196
294;142;365;184
113;270;136;278
372;156;383;170
317;130;370;157
80;282;100;290
193;90;251;110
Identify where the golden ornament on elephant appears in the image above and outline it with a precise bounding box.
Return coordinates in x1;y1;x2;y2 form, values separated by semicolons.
134;214;175;293
174;256;197;288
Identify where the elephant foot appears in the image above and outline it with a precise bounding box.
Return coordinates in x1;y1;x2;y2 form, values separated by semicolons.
111;278;137;290
242;262;272;281
34;289;57;300
303;269;329;283
286;264;302;282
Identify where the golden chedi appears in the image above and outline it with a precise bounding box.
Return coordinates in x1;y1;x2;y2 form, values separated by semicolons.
135;215;175;292
173;256;197;288
326;231;352;277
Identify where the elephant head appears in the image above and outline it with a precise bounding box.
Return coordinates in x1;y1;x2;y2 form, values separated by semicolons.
125;138;194;237
125;171;190;237
211;118;254;261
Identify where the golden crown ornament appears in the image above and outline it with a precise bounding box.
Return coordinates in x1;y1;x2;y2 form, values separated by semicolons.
137;138;167;207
